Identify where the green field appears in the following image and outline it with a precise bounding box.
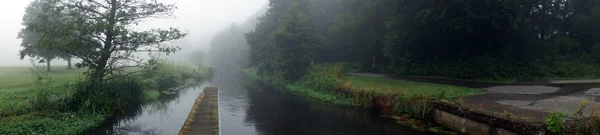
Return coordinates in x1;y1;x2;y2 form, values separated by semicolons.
0;67;85;89
0;67;102;135
0;63;209;134
343;74;484;99
0;67;85;116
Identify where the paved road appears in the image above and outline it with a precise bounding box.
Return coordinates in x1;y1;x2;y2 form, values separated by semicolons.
468;85;600;121
349;72;600;121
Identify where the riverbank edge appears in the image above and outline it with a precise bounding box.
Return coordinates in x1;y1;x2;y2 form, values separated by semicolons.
81;79;206;134
243;68;566;135
432;101;547;135
243;69;460;134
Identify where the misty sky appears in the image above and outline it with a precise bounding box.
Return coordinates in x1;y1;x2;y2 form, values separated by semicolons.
0;0;267;66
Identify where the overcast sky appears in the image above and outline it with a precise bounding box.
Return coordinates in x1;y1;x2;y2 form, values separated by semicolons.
0;0;267;66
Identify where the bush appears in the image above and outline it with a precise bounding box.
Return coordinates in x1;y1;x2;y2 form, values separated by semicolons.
546;112;566;134
389;55;600;81
142;90;160;102
139;60;208;92
29;67;68;112
0;112;104;135
299;64;339;92
67;78;143;115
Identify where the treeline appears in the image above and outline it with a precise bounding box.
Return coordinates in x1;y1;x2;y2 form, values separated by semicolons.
208;5;267;72
246;0;600;80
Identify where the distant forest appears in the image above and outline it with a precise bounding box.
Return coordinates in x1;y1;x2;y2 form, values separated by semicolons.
211;0;600;80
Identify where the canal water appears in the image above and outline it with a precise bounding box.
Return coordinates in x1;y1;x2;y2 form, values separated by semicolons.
88;71;424;135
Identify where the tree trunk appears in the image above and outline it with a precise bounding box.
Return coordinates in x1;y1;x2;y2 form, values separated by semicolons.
91;0;117;83
372;56;376;70
46;58;51;72
67;58;72;69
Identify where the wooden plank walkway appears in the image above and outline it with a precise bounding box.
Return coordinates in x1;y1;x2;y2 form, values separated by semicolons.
179;87;219;135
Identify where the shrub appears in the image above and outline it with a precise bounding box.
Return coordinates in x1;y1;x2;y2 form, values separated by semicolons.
67;78;143;115
142;90;160;102
300;65;338;92
591;108;600;134
29;66;67;112
571;100;600;134
137;59;210;95
388;55;600;81
546;112;566;134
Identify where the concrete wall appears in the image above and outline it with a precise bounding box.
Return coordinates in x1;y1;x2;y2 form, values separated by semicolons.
432;109;525;135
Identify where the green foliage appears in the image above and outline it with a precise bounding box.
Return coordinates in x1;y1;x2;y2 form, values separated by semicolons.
142;90;160;102
569;100;600;134
546;112;566;134
0;67;83;116
28;66;68;112
591;44;600;62
67;78;143;115
286;84;355;106
245;0;600;81
0;60;210;134
244;68;260;79
139;60;207;91
246;0;320;80
25;0;186;81
248;62;482;118
18;0;73;71
247;63;357;106
209;23;253;72
0;67;103;135
0;112;104;135
298;64;340;92
343;74;483;99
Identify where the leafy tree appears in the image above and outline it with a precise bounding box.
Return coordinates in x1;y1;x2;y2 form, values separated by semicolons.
247;0;319;79
209;24;249;70
18;0;69;72
26;0;186;82
246;0;600;80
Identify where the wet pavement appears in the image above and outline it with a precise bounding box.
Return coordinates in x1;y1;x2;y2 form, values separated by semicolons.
471;85;600;121
351;73;600;122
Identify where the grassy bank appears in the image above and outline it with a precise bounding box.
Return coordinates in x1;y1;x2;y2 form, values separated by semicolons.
343;74;483;99
0;67;98;134
246;63;484;132
0;62;211;134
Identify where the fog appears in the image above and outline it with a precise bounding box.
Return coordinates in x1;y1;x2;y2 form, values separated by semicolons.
0;0;267;66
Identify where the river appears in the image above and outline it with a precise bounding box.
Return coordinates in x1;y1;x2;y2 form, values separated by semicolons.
87;71;425;135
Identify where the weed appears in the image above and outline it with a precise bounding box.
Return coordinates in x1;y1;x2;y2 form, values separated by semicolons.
573;107;600;134
478;103;484;111
573;99;589;119
29;66;68;112
519;116;532;120
332;65;343;79
590;108;600;134
503;110;513;117
546;112;566;134
453;97;464;105
142;90;160;102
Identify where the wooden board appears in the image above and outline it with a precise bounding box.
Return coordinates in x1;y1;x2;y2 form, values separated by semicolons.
179;87;219;135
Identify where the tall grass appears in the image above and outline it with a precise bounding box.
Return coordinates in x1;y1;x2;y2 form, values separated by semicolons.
67;78;144;115
0;66;103;135
139;60;209;92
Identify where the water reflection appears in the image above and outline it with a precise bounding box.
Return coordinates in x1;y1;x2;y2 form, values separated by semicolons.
86;83;208;135
242;81;425;135
86;71;424;135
